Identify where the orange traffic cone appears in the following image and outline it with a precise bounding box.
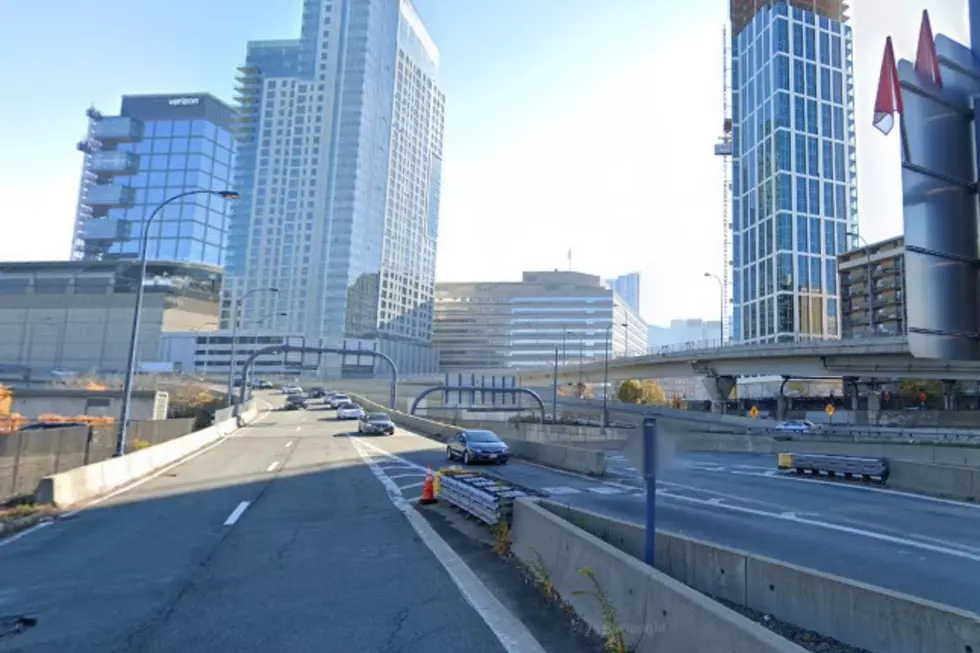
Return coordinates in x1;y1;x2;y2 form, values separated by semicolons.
419;467;437;505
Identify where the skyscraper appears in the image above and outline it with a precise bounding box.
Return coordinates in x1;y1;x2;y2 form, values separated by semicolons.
73;93;237;265
729;0;858;344
604;272;641;315
227;0;444;376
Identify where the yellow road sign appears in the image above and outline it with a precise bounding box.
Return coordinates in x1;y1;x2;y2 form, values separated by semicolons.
749;406;759;419
825;404;836;417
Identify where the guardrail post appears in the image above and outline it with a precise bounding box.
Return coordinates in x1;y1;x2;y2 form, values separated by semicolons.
643;416;658;566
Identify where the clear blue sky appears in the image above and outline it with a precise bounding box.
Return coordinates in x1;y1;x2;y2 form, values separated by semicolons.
0;0;969;327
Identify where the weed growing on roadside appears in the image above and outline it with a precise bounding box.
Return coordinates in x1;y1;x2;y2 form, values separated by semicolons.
525;547;558;602
573;567;632;653
491;520;511;557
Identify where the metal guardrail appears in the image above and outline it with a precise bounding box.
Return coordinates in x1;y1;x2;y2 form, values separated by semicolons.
777;452;890;481
437;469;536;525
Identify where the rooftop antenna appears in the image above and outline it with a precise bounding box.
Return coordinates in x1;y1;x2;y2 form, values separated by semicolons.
567;248;572;272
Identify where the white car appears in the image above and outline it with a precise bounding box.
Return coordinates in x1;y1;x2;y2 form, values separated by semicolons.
774;420;819;433
329;394;351;408
282;385;304;395
336;403;364;420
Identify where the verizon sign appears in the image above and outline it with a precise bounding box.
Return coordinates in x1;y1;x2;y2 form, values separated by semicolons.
168;97;200;106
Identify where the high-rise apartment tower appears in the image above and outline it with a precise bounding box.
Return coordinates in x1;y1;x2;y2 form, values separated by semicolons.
227;0;445;375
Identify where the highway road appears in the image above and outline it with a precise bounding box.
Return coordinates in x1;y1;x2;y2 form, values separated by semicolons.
594;448;980;612
326;416;980;612
0;403;575;653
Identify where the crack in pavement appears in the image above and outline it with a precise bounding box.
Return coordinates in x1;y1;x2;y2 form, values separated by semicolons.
382;595;443;652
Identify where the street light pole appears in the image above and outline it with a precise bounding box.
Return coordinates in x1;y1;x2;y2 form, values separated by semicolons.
602;319;628;428
225;287;279;406
191;321;219;378
116;189;238;457
846;232;873;334
552;346;559;423
704;272;725;347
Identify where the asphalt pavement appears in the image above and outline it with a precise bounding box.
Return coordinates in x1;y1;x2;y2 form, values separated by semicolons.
0;403;553;652
321;417;980;612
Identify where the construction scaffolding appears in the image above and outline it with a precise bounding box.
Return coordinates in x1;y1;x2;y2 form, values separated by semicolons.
713;25;733;344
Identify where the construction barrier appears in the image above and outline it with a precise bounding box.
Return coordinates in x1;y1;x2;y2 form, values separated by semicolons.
437;468;536;525
776;452;889;481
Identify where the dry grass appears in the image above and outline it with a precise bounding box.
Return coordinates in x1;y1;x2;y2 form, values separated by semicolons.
0;503;58;521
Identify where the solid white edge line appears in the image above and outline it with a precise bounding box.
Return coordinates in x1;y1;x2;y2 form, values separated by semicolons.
659;491;980;562
349;439;548;653
400;481;425;490
0;521;53;549
223;501;251;526
49;401;273;520
267;461;281;473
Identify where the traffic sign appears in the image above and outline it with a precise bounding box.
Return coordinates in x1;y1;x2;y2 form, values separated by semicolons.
825;404;836;417
749;406;759;419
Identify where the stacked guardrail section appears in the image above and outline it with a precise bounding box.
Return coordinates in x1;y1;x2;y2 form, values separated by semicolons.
437;469;535;525
777;452;890;482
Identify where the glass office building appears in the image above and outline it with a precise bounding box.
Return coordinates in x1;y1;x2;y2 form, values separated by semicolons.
729;0;858;343
226;0;445;376
73;93;237;267
604;272;641;315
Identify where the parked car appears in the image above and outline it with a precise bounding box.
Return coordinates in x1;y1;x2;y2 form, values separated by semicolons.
357;412;395;435
774;420;819;433
328;393;351;408
284;395;308;410
446;429;509;465
309;387;327;399
336;402;364;420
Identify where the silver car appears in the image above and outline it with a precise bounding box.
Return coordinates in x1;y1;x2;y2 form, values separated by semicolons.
358;412;395;435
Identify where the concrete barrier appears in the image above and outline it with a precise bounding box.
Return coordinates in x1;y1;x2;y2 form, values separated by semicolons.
510;499;806;652
542;500;980;653
887;460;979;501
349;394;606;475
35;400;259;508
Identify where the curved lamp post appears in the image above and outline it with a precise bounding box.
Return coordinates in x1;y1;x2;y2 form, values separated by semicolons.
225;287;280;404
115;189;239;457
703;272;725;346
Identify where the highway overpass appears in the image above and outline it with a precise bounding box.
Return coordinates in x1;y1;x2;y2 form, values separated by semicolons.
397;337;980;404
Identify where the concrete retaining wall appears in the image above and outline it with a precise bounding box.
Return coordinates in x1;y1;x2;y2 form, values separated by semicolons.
541;500;980;653
348;394;606;475
35;400;259;508
510;499;806;652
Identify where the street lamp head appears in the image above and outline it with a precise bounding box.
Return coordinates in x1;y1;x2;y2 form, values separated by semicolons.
217;190;240;200
703;272;711;277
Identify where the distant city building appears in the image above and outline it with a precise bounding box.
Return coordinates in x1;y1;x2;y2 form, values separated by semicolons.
729;0;858;343
433;270;648;372
225;0;445;377
648;318;724;350
73;93;237;266
604;272;641;314
0;260;221;375
838;235;905;338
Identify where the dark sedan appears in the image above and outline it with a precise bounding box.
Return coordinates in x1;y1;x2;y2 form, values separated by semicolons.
357;412;395;435
446;429;509;465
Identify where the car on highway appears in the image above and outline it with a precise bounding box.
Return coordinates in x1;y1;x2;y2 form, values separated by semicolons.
251;379;274;390
446;429;509;465
282;385;304;395
284;394;308;411
773;419;820;433
328;393;351;408
309;387;327;399
336;402;364;420
357;412;395;435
